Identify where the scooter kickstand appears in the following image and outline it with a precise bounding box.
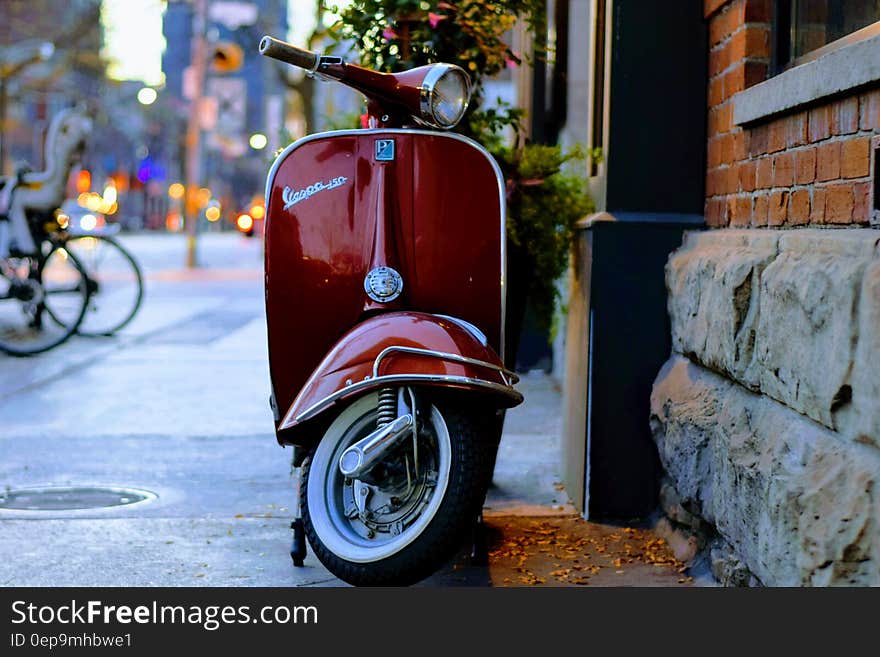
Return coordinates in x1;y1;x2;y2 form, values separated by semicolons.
290;461;307;567
290;519;307;567
470;512;488;566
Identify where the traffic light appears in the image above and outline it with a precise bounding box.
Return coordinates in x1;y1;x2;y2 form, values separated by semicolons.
211;42;243;73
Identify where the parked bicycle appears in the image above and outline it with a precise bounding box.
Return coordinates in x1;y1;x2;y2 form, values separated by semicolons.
0;109;93;356
0;107;144;356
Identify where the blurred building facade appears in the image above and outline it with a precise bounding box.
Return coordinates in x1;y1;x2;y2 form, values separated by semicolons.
159;0;289;230
0;0;162;230
0;0;104;173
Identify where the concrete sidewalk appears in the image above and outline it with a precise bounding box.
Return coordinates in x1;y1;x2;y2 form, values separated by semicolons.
486;373;577;517
422;372;693;587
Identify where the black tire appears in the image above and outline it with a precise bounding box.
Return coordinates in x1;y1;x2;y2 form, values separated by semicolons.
61;234;144;336
0;246;90;356
301;391;497;586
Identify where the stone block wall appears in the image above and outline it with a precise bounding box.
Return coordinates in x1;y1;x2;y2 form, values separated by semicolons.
648;0;880;586
650;228;880;585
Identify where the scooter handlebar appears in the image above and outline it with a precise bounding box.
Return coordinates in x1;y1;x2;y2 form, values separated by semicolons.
259;36;318;71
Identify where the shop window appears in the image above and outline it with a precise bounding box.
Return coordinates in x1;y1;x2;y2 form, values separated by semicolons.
773;0;880;73
531;0;570;146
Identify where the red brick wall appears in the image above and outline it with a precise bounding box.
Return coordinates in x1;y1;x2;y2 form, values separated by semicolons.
704;0;879;227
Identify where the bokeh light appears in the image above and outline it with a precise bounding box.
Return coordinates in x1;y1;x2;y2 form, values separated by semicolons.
236;214;254;232
137;87;158;105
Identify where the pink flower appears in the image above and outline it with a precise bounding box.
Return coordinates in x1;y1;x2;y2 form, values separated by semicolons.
505;56;519;69
382;27;398;40
428;12;447;28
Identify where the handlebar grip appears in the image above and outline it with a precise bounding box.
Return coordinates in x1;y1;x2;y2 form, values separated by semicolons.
259;36;318;71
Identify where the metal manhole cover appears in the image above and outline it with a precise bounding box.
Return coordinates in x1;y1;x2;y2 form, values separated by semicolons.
0;486;157;511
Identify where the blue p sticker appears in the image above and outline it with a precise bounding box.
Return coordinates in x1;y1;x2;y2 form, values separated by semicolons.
375;139;395;161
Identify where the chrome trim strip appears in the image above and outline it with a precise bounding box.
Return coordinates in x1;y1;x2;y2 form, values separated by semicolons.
435;314;488;346
372;345;519;385
281;373;523;429
264;128;508;359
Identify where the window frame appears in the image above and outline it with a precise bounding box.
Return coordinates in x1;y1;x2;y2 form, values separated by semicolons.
772;0;880;76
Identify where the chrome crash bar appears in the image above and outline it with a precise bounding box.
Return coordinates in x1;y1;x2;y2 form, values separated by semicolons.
372;346;519;386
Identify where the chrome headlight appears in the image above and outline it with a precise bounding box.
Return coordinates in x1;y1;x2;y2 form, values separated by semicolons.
419;64;471;129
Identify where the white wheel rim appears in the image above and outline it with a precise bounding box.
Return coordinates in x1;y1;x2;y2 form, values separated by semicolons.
307;392;451;563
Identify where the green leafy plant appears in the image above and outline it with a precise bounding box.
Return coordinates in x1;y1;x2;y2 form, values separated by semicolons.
331;0;593;336
330;0;541;140
501;143;594;332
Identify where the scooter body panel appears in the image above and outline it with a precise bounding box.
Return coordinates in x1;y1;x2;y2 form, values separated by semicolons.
264;129;507;441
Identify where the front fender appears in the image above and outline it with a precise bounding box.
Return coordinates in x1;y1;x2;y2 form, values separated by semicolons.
277;311;521;441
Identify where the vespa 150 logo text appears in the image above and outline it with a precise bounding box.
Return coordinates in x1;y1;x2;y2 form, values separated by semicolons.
282;176;349;210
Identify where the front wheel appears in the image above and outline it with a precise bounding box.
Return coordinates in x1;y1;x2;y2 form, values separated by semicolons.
302;390;496;586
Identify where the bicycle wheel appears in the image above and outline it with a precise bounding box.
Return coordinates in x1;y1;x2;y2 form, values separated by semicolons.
0;245;90;356
62;234;144;336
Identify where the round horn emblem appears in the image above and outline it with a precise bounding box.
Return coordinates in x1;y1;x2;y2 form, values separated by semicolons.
364;266;403;303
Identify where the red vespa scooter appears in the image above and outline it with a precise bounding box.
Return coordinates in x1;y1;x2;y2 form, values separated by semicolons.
259;36;522;586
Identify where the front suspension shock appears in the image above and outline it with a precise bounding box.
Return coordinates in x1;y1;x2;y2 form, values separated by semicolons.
376;387;396;428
